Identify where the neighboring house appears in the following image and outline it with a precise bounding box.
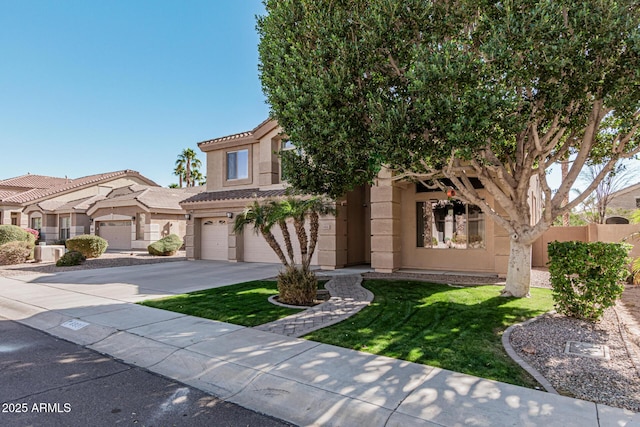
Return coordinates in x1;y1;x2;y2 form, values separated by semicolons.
0;174;70;227
181;119;542;277
1;170;158;243
86;185;204;250
607;182;640;213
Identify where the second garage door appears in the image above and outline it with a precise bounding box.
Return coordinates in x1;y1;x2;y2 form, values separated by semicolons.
201;219;228;260
243;222;318;265
97;221;132;250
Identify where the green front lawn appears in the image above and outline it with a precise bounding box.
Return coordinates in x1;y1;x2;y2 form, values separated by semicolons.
139;278;554;388
304;280;554;388
138;280;303;327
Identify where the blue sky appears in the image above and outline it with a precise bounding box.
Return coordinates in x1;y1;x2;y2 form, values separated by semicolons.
0;1;268;187
0;1;635;193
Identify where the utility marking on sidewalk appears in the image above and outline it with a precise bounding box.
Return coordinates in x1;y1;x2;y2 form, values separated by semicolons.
61;319;90;331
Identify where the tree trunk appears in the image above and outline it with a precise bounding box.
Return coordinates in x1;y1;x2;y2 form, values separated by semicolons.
305;212;320;271
278;220;296;265
502;239;532;298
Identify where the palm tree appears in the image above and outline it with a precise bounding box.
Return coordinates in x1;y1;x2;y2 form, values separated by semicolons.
234;196;336;304
190;169;206;187
175;148;203;187
173;163;185;188
233;201;291;268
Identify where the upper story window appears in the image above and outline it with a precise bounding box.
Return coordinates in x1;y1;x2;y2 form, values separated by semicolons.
226;149;249;180
280;140;296;182
416;200;485;249
281;140;295;150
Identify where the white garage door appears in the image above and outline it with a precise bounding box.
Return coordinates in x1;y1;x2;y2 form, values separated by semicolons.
243;231;281;263
201;219;228;260
97;221;132;250
243;222;318;265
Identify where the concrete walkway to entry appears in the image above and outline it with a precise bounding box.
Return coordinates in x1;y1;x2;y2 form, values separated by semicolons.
0;261;637;427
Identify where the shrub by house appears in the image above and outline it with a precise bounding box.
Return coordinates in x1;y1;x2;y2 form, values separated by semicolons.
65;235;108;258
548;241;630;321
147;234;183;256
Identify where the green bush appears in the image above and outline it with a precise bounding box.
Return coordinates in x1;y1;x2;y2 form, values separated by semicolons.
148;234;183;256
548;241;631;321
56;250;86;267
0;241;34;265
277;266;318;306
65;235;108;258
0;225;35;246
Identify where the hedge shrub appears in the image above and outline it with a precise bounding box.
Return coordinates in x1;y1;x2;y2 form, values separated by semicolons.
548;241;631;321
148;234;183;256
56;250;86;267
0;225;35;246
65;235;108;258
0;241;34;265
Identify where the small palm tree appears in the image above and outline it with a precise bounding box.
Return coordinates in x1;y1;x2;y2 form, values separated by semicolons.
234;196;335;305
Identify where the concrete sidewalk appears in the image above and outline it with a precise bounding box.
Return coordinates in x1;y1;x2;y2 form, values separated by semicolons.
0;270;638;426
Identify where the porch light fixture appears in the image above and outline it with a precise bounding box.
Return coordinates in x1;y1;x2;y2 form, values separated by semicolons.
131;216;136;221
184;214;191;220
226;212;234;219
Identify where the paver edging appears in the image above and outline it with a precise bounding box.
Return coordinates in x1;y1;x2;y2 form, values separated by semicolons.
502;311;558;394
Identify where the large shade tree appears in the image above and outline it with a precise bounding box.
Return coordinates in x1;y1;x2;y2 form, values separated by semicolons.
258;0;640;297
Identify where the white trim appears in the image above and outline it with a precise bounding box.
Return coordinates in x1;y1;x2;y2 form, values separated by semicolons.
92;214;135;222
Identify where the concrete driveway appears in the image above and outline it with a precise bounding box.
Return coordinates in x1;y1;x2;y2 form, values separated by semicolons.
5;261;284;303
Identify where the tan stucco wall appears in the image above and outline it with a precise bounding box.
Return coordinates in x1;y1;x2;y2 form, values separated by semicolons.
258;127;281;186
398;186;498;274
532;224;640;267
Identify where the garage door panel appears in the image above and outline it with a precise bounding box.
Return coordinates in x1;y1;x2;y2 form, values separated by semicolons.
97;221;132;250
201;219;228;261
243;223;318;265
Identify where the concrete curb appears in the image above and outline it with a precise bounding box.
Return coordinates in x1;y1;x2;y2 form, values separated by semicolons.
502;311;559;394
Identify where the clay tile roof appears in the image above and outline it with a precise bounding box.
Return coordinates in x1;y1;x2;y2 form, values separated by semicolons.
53;195;106;212
180;188;288;205
0;190;20;200
197;130;254;148
1;170;155;204
0;174;68;189
97;186;205;211
196;118;276;149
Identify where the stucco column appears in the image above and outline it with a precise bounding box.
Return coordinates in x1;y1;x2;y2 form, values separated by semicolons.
318;203;347;269
228;219;243;262
185;217;196;260
370;173;402;273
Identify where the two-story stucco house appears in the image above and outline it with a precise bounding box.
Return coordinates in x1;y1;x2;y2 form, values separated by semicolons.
181;119;542;276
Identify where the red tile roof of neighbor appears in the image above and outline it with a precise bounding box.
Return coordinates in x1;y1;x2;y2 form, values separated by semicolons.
181;188;288;205
0;170;158;205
